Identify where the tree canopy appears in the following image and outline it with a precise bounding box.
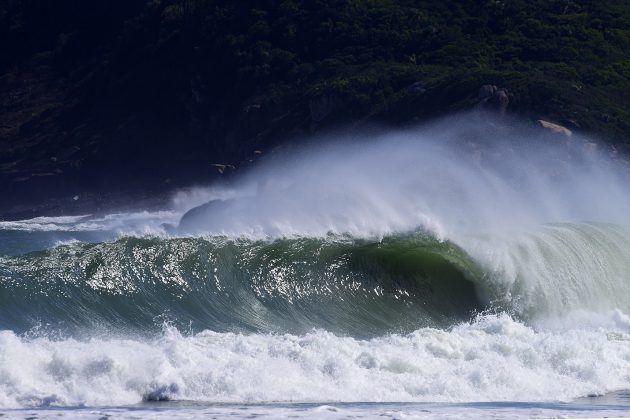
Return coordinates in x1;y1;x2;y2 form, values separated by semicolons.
1;0;629;206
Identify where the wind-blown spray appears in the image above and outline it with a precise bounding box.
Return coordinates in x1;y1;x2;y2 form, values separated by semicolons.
174;113;630;321
1;113;630;409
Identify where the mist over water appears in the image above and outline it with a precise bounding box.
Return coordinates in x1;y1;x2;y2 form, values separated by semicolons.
176;113;629;238
2;113;630;410
175;113;630;321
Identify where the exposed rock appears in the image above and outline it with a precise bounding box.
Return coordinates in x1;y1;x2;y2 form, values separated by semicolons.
477;85;509;113
143;383;179;402
495;89;509;113
178;198;234;233
478;84;497;100
538;120;572;137
565;119;581;128
406;82;426;95
210;163;236;174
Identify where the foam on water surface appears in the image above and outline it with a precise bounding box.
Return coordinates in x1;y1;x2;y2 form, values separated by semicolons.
1;402;630;419
1;314;630;409
2;114;630;416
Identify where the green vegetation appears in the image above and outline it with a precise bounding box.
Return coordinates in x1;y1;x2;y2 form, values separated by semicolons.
1;0;629;204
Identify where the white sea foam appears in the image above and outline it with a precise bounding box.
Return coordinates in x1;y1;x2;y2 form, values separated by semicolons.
0;211;179;234
2;114;630;412
164;115;630;321
0;314;629;409
0;215;92;231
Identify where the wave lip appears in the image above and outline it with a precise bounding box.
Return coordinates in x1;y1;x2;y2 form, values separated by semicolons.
470;222;630;322
2;115;630;410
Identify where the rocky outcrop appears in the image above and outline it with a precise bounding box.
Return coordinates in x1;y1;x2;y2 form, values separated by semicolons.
538;120;572;137
406;82;426;95
210;163;236;174
477;85;509;113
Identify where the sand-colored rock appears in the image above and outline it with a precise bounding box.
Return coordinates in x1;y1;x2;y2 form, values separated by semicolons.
538;120;572;137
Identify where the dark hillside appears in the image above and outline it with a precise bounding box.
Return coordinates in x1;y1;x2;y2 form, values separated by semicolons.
1;0;629;215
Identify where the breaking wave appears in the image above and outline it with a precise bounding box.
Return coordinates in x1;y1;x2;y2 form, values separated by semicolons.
2;113;630;408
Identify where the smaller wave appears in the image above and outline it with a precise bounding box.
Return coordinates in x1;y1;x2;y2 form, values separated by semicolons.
1;314;629;408
0;215;92;232
0;211;179;233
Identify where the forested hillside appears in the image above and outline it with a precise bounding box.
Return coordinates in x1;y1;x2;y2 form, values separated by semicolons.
1;0;629;213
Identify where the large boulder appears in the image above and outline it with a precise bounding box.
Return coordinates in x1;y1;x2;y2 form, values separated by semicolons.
537;120;572;137
406;81;426;95
478;84;497;100
477;84;509;113
177;198;234;233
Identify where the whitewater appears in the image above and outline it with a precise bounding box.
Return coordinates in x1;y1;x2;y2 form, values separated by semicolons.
1;114;630;419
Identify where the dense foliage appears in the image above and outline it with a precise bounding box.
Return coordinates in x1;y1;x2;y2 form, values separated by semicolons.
1;0;629;209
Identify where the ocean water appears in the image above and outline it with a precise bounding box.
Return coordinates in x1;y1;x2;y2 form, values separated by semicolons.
1;115;630;419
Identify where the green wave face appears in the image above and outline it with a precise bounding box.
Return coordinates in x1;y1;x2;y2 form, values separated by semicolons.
0;234;485;337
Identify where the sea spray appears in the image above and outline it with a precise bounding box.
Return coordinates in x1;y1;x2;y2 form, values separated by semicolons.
176;113;629;239
2;113;630;409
